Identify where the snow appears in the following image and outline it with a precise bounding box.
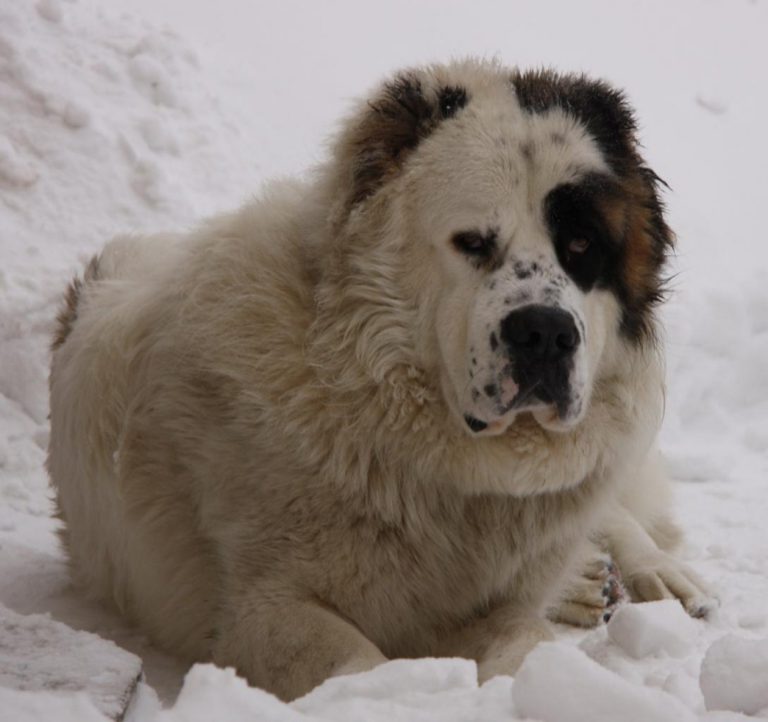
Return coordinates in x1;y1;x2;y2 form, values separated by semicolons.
1;686;108;722
0;603;142;720
161;666;306;722
700;635;768;716
293;658;496;721
1;0;767;720
162;660;514;722
513;642;697;722
606;600;700;659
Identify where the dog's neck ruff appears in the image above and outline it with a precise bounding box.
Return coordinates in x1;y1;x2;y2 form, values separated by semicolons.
303;230;663;512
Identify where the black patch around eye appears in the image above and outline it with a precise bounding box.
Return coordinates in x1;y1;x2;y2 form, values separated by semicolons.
545;176;620;291
438;86;468;119
451;229;499;268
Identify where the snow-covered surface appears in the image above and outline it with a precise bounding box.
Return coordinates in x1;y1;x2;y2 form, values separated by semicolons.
1;686;109;722
606;600;699;660
0;602;141;720
1;0;767;720
700;635;768;716
513;642;698;722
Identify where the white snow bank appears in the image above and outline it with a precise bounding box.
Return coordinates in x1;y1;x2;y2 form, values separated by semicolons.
160;659;512;722
158;665;305;722
700;634;768;715
0;0;266;317
293;658;508;722
606;600;700;659
700;713;762;722
294;657;477;708
0;657;510;722
0;603;142;720
0;0;268;566
0;686;107;722
512;642;697;722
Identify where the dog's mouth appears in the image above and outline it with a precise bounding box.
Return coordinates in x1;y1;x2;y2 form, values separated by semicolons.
463;414;491;433
463;404;578;437
463;377;581;436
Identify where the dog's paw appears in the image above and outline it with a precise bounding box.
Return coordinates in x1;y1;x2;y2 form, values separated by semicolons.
550;553;627;628
622;553;718;619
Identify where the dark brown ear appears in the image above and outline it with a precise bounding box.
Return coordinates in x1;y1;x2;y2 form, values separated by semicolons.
341;74;468;209
511;68;638;176
617;167;675;342
590;167;673;342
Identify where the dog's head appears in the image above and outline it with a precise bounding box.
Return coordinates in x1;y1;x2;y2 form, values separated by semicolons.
327;60;672;437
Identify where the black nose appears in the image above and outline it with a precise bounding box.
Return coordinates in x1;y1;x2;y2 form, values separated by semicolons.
500;305;580;363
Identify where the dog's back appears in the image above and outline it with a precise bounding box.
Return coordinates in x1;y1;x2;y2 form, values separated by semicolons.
48;182;317;662
48;231;218;660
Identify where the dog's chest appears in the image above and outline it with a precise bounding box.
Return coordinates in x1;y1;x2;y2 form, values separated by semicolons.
338;485;601;653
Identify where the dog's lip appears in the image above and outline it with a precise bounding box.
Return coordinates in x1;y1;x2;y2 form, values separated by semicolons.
532;405;560;426
532;405;579;432
462;413;512;437
463;379;575;437
463;397;574;437
463;414;488;433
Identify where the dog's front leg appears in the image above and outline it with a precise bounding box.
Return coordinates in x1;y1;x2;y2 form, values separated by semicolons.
212;592;387;701
434;606;554;683
602;504;716;617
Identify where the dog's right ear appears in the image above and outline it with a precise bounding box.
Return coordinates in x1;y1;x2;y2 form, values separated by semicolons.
338;73;468;210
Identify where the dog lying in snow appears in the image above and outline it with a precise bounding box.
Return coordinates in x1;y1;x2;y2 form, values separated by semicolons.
48;59;713;701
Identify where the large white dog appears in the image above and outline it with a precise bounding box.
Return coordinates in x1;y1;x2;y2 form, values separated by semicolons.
48;59;712;700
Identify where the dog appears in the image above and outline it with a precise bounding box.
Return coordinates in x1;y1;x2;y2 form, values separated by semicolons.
48;59;713;701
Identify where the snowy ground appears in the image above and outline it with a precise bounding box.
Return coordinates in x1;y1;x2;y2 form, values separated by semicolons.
1;0;767;719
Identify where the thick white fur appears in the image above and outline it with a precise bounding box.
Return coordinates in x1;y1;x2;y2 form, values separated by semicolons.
48;60;710;700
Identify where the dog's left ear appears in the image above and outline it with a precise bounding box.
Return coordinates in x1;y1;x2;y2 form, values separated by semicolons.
336;72;468;211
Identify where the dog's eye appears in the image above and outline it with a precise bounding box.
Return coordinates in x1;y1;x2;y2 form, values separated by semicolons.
452;231;495;258
568;237;591;255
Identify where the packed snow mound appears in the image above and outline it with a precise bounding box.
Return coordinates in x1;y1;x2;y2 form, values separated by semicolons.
0;0;265;315
0;686;108;722
512;642;697;722
166;660;514;722
164;665;305;722
606;600;700;659
0;0;265;544
294;657;478;708
292;658;513;721
700;634;768;715
0;603;141;720
0;661;510;722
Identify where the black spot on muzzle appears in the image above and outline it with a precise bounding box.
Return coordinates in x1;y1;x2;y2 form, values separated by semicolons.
463;415;488;433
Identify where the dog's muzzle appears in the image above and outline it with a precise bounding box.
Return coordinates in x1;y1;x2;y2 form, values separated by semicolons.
500;304;579;416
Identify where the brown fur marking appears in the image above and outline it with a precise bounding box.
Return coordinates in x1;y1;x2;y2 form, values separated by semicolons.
593;168;673;342
340;73;472;212
51;255;100;352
